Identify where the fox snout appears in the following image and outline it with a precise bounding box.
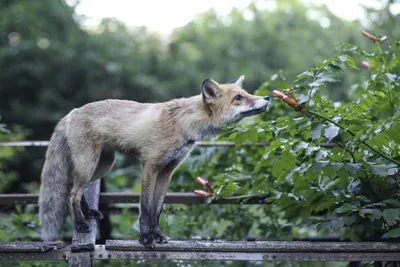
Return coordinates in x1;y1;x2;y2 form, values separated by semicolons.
239;95;269;117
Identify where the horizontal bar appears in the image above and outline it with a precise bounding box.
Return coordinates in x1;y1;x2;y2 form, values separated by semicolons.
2;241;399;262
106;240;400;253
0;141;267;147
0;243;68;261
0;242;65;252
0;206;140;215
92;247;400;262
0;250;68;261
0;193;268;205
0;141;50;147
0;141;334;148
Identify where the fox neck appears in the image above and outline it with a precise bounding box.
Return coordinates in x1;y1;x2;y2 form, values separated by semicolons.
163;95;221;142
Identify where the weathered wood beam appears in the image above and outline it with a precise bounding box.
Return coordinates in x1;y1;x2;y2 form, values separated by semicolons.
0;192;269;205
0;242;68;261
94;240;400;262
106;240;400;252
2;240;400;262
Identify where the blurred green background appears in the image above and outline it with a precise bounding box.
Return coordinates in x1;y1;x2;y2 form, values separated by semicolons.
0;0;399;266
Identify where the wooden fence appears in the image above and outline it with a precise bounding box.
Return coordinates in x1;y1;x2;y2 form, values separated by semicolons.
0;141;399;266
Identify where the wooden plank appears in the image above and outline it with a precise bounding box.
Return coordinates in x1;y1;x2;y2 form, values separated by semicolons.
0;242;65;252
0;192;269;205
105;240;400;253
0;248;69;261
94;245;400;262
68;180;101;267
0;194;38;204
2;241;400;262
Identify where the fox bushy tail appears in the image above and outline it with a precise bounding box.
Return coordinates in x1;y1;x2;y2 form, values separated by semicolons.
39;119;72;241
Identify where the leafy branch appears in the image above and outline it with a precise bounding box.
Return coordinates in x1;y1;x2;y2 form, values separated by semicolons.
307;110;400;167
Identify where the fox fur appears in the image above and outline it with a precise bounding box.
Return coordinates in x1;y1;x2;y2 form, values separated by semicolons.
39;75;270;248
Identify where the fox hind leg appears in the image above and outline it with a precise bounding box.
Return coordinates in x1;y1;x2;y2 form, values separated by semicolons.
81;151;115;220
69;144;102;233
71;181;92;233
81;194;103;220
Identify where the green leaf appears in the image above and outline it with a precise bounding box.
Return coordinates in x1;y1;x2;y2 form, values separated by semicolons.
311;124;324;140
313;161;328;172
297;94;309;104
382;209;400;226
335;203;358;214
248;129;258;141
344;163;362;174
275;170;290;184
314;198;335;212
217;181;239;199
322;164;336;177
385;73;397;83
338;54;359;69
309;75;338;87
383;199;400;207
373;91;387;98
296;70;314;80
330;219;344;230
371;165;397;176
342;215;357;226
337;168;349;180
382;228;400;238
324;125;339;142
359;209;382;220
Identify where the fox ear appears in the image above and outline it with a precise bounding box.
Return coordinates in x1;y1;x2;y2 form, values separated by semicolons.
227;75;245;86
201;78;221;100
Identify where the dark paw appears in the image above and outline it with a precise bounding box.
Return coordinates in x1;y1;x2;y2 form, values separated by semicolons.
139;233;154;249
75;221;91;233
154;233;169;244
84;209;103;220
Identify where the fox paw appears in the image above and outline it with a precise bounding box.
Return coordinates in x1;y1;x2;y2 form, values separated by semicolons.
84;209;103;220
154;233;169;244
139;233;154;249
75;221;91;233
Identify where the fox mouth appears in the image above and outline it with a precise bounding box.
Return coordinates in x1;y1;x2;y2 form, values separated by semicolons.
240;106;267;117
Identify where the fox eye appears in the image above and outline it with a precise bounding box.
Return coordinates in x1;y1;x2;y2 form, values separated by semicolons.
234;95;244;101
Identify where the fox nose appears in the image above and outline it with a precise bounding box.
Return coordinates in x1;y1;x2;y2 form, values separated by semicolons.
263;96;270;101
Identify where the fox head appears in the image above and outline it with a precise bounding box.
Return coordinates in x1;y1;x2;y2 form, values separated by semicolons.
201;75;269;126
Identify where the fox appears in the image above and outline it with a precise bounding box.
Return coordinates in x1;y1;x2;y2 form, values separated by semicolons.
39;75;270;248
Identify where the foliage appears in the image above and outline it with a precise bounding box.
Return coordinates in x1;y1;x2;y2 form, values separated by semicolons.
210;37;400;241
0;120;26;192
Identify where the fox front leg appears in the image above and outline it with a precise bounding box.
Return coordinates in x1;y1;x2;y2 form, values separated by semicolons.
139;164;159;248
151;164;176;244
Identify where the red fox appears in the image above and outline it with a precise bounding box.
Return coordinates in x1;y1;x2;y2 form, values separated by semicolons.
39;75;270;248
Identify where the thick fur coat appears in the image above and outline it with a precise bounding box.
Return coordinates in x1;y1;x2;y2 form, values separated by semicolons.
39;75;270;248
